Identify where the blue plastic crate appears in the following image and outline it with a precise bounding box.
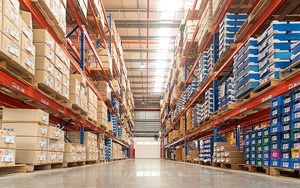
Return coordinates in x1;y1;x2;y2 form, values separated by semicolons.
259;40;292;53
235;73;260;89
293;139;300;149
271;107;283;117
263;127;270;136
293;88;300;102
294;100;300;112
282;140;293;150
251;145;256;152
270;124;282;133
271;96;283;109
292;120;300;129
291;158;300;169
263;150;270;159
250;159;256;165
257;144;262;152
256;152;263;159
282;130;292;140
283;105;292;115
245;160;250;165
292;41;300;55
271;132;281;142
250;152;256;159
281;150;291;159
263;159;270;166
245;146;250;153
245;139;250;146
281;158;292;168
251;139;256;145
251;132;256;139
271;141;281;150
282;123;291;132
270;158;281;167
245;153;250;159
235;81;260;99
292;111;300;121
223;13;249;20
256;129;263;138
263;144;270;151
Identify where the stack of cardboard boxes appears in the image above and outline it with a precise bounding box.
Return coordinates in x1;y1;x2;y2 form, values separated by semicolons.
47;126;65;163
94;80;112;102
98;134;105;161
87;87;97;123
1;109;51;165
69;74;88;113
64;143;77;163
175;146;184;161
97;100;108;128
67;132;97;162
112;142;124;160
34;29;70;100
213;142;244;164
0;1;35;77
0;129;16;167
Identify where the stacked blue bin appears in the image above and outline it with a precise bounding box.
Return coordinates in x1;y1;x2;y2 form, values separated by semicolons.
262;127;271;166
200;138;213;163
111;115;118;135
258;21;300;84
218;77;235;108
198;51;209;83
219;13;248;56
105;137;112;161
192;103;202;128
233;38;259;99
204;88;214;119
118;126;122;138
244;132;251;165
291;41;300;65
112;98;119;112
207;35;219;72
292;88;300;167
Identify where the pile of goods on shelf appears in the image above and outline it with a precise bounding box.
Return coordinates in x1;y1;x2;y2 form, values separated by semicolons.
213;142;244;164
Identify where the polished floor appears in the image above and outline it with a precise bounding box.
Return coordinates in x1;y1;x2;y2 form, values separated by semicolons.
0;159;299;188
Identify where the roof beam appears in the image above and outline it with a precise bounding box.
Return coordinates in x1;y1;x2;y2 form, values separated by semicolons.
125;59;170;62
124;48;173;53
128;75;167;78
121;36;176;40
127;68;168;71
107;8;185;13
115;20;181;28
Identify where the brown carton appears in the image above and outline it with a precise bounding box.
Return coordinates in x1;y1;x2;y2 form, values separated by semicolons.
0;149;15;167
214;142;230;147
1;123;48;137
224;158;244;164
48;139;58;152
220;145;238;152
64;152;77;163
64;143;76;153
20;51;35;76
2;0;20;25
21;34;35;57
35;70;55;89
57;141;65;152
34;43;55;63
15;137;48;150
0;130;16;149
1;33;20;64
20;10;32;29
224;151;244;158
2;16;21;46
47;151;57;163
57;152;64;163
2;108;49;125
16;150;47;164
20;18;33;42
33;29;55;50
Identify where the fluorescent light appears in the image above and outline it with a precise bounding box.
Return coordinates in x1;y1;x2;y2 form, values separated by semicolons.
154;88;161;93
159;0;180;11
161;11;176;20
158;28;172;36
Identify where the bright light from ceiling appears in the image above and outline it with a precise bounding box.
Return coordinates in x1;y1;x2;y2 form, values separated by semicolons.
158;28;172;37
160;0;180;20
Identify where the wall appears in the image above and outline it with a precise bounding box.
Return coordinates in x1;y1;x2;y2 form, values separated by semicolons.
133;111;160;137
134;137;160;159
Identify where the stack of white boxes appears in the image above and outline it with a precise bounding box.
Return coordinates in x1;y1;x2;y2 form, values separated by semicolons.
87;87;97;123
69;74;88;113
0;1;35;76
97;100;108;128
47;126;65;164
0;129;16;167
64;143;87;163
213;142;244;164
67;132;98;161
1;109;49;164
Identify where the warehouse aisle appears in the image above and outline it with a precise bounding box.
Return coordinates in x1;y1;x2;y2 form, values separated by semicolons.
0;159;299;188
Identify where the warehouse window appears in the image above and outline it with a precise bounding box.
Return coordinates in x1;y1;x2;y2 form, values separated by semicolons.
136;142;144;145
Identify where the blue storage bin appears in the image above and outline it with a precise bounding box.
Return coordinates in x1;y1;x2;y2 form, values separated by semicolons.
250;152;256;159
245;153;250;159
251;139;256;145
245;139;250;146
293;139;300;149
271;141;281;150
256;129;263;138
282;130;291;140
251;145;256;152
270;158;281;167
270;115;282;127
282;123;291;132
281;150;291;159
270;132;281;142
271;107;283;117
251;132;256;139
291;158;300;169
283;105;292;115
257;145;262;152
256;152;263;159
293;100;300;112
292;120;300;129
281;140;293;150
293;88;300;102
283;93;292;105
257;139;262;145
263;159;270;166
250;159;256;165
270;96;283;108
281;158;292;168
245;146;250;153
263;150;270;159
263;127;270;136
292;111;300;121
263;144;270;151
245;160;250;165
270;124;282;133
256;159;263;166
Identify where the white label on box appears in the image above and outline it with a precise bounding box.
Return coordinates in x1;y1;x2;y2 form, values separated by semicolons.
50;142;57;149
58;142;64;149
2;135;15;144
22;27;32;41
283;125;290;131
40;127;48;135
50;153;56;160
38;153;46;161
296;93;300;100
294;163;300;169
24;57;34;69
295;153;300;158
39;140;47;147
284;98;291;104
46;52;54;62
1;154;14;162
272;119;278;124
284;133;290;139
6;25;20;41
284;107;290;113
24;43;35;56
296;133;300;139
283;162;289;168
58;154;63;160
283;153;289;158
46;39;54;49
7;43;20;57
272;127;278;132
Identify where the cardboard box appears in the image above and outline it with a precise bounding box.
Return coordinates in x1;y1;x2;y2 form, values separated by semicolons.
57;152;64;163
0;33;20;64
20;51;35;76
15;137;48;151
69;95;81;108
62;86;69;100
33;29;55;50
48;139;58;151
2;16;21;46
2;0;20;25
20;18;33;43
16;150;47;164
54;79;62;95
35;57;54;73
21;34;35;57
70;78;81;96
220;146;238;152
2;108;49;125
35;70;55;89
64;143;76;153
47;151;57;163
76;144;85;153
20;10;32;29
0;149;15;167
214;142;230;147
62;75;69;88
224;158;244;164
224;151;244;158
55;56;63;72
48;126;62;140
64;152;77;163
57;141;65;152
0;130;16;149
34;43;55;63
2;123;48;137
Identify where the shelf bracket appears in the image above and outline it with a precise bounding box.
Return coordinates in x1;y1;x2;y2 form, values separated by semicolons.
80;29;85;71
80;126;84;144
66;25;79;38
236;122;241;151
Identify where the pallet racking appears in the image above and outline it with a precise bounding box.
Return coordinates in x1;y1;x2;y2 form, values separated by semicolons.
160;0;300;161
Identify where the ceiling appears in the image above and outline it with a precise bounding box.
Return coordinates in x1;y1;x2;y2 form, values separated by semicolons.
103;0;186;107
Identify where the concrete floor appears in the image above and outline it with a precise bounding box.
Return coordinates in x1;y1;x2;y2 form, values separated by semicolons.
0;159;299;188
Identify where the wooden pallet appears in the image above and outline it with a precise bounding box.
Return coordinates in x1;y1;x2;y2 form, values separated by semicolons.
250;79;280;97
244;165;270;174
25;164;51;172
63;161;85;168
0;164;27;176
0;60;34;86
280;60;300;80
89;67;113;81
220;163;247;171
212;162;221;167
69;103;88;117
270;167;300;178
35;82;69;104
85;160;99;165
199;161;211;166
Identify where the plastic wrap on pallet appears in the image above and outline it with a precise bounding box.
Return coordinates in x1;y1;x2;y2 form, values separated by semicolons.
219;13;248;57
